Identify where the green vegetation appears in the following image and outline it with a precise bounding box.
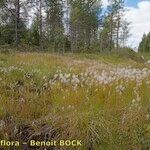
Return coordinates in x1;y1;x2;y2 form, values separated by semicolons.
0;0;150;149
0;52;150;149
138;32;150;53
0;0;131;53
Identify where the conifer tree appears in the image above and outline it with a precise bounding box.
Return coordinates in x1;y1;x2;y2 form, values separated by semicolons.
138;33;150;53
45;0;64;52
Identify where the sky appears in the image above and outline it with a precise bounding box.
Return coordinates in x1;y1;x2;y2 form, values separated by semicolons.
102;0;150;50
125;0;140;7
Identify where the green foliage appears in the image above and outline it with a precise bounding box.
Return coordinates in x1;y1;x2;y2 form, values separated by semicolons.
138;32;150;53
45;0;65;52
0;53;149;149
0;24;15;44
70;0;100;52
0;18;28;45
0;0;131;53
29;18;40;46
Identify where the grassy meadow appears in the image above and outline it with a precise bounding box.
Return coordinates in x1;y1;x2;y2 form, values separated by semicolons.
0;52;150;150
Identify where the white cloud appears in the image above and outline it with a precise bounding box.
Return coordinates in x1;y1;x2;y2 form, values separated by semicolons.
125;1;150;50
102;0;109;8
102;0;150;51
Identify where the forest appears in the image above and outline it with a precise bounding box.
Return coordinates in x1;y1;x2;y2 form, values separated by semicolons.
0;0;133;53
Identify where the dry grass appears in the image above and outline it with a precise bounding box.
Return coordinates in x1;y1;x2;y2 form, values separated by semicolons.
0;52;150;150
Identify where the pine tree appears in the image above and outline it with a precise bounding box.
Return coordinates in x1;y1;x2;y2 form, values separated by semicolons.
120;20;130;47
69;0;100;52
101;0;128;51
138;33;150;53
30;16;40;46
0;0;28;45
45;0;64;52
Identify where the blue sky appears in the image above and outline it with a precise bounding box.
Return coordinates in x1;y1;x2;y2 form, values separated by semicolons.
125;0;141;7
102;0;150;50
124;0;150;49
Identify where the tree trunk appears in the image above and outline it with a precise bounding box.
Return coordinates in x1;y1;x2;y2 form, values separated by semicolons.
116;14;120;49
39;0;43;50
15;0;20;46
109;15;113;51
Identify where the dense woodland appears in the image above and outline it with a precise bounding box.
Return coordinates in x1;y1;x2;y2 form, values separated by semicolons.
0;0;149;53
138;32;150;53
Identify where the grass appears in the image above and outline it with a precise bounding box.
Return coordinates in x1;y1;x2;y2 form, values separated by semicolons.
0;52;150;150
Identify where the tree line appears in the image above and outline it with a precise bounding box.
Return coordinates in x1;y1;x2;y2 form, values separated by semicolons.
138;32;150;53
0;0;131;53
